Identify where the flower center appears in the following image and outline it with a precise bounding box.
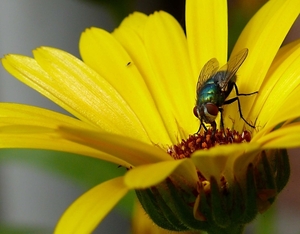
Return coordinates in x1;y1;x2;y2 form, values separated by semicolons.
166;129;253;202
167;128;251;160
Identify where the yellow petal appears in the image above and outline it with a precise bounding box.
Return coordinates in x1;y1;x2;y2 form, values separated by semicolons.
55;177;128;234
124;158;198;189
118;12;148;36
191;143;260;185
254;40;300;128
79;27;170;144
267;39;300;78
256;123;300;149
253;85;300;140
2;49;148;142
233;0;300;91
113;15;153;90
186;0;228;77
114;14;194;142
59;126;171;167
229;0;300;124
225;146;261;189
0;103;91;129
0;103;130;166
143;11;196;138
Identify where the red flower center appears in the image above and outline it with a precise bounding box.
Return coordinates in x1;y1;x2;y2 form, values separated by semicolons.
167;128;252;160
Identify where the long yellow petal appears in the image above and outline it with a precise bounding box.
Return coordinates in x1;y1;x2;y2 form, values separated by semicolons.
186;0;228;77
0;103;131;166
118;12;148;34
114;12;195;142
143;11;196;138
254;41;300;128
256;123;300;149
59;126;171;167
233;0;300;91
0;103;92;129
54;177;128;234
253;85;300;140
79;27;170;144
2;49;148;142
124;159;198;189
229;0;300;124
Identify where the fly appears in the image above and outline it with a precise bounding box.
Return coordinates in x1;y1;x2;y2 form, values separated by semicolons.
193;48;258;133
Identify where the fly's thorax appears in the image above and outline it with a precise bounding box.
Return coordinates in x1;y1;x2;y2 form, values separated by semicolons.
198;78;233;106
196;81;220;104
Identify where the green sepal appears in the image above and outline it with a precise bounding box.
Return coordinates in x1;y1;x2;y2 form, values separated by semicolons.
135;148;290;234
243;164;259;223
261;151;276;190
273;149;290;193
210;176;230;227
227;177;245;223
151;186;188;230
254;149;290;212
135;189;181;231
197;182;211;219
165;178;208;230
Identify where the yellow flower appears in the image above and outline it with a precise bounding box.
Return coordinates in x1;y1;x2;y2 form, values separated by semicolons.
1;0;300;233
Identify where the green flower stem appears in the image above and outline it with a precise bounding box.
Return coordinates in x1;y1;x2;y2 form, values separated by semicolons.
256;204;277;234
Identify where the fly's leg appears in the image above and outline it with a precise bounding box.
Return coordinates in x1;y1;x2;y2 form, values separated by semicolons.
197;119;216;135
211;121;217;135
201;121;208;131
224;97;255;128
219;107;225;132
195;118;207;134
224;83;258;128
233;83;258;97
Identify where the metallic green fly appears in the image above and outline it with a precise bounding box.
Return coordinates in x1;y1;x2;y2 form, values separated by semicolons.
193;48;258;133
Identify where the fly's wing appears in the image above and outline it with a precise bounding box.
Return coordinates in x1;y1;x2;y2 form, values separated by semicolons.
196;58;219;94
216;48;248;89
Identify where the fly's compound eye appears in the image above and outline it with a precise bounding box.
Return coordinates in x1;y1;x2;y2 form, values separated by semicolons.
204;103;219;122
205;103;219;117
193;106;199;118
